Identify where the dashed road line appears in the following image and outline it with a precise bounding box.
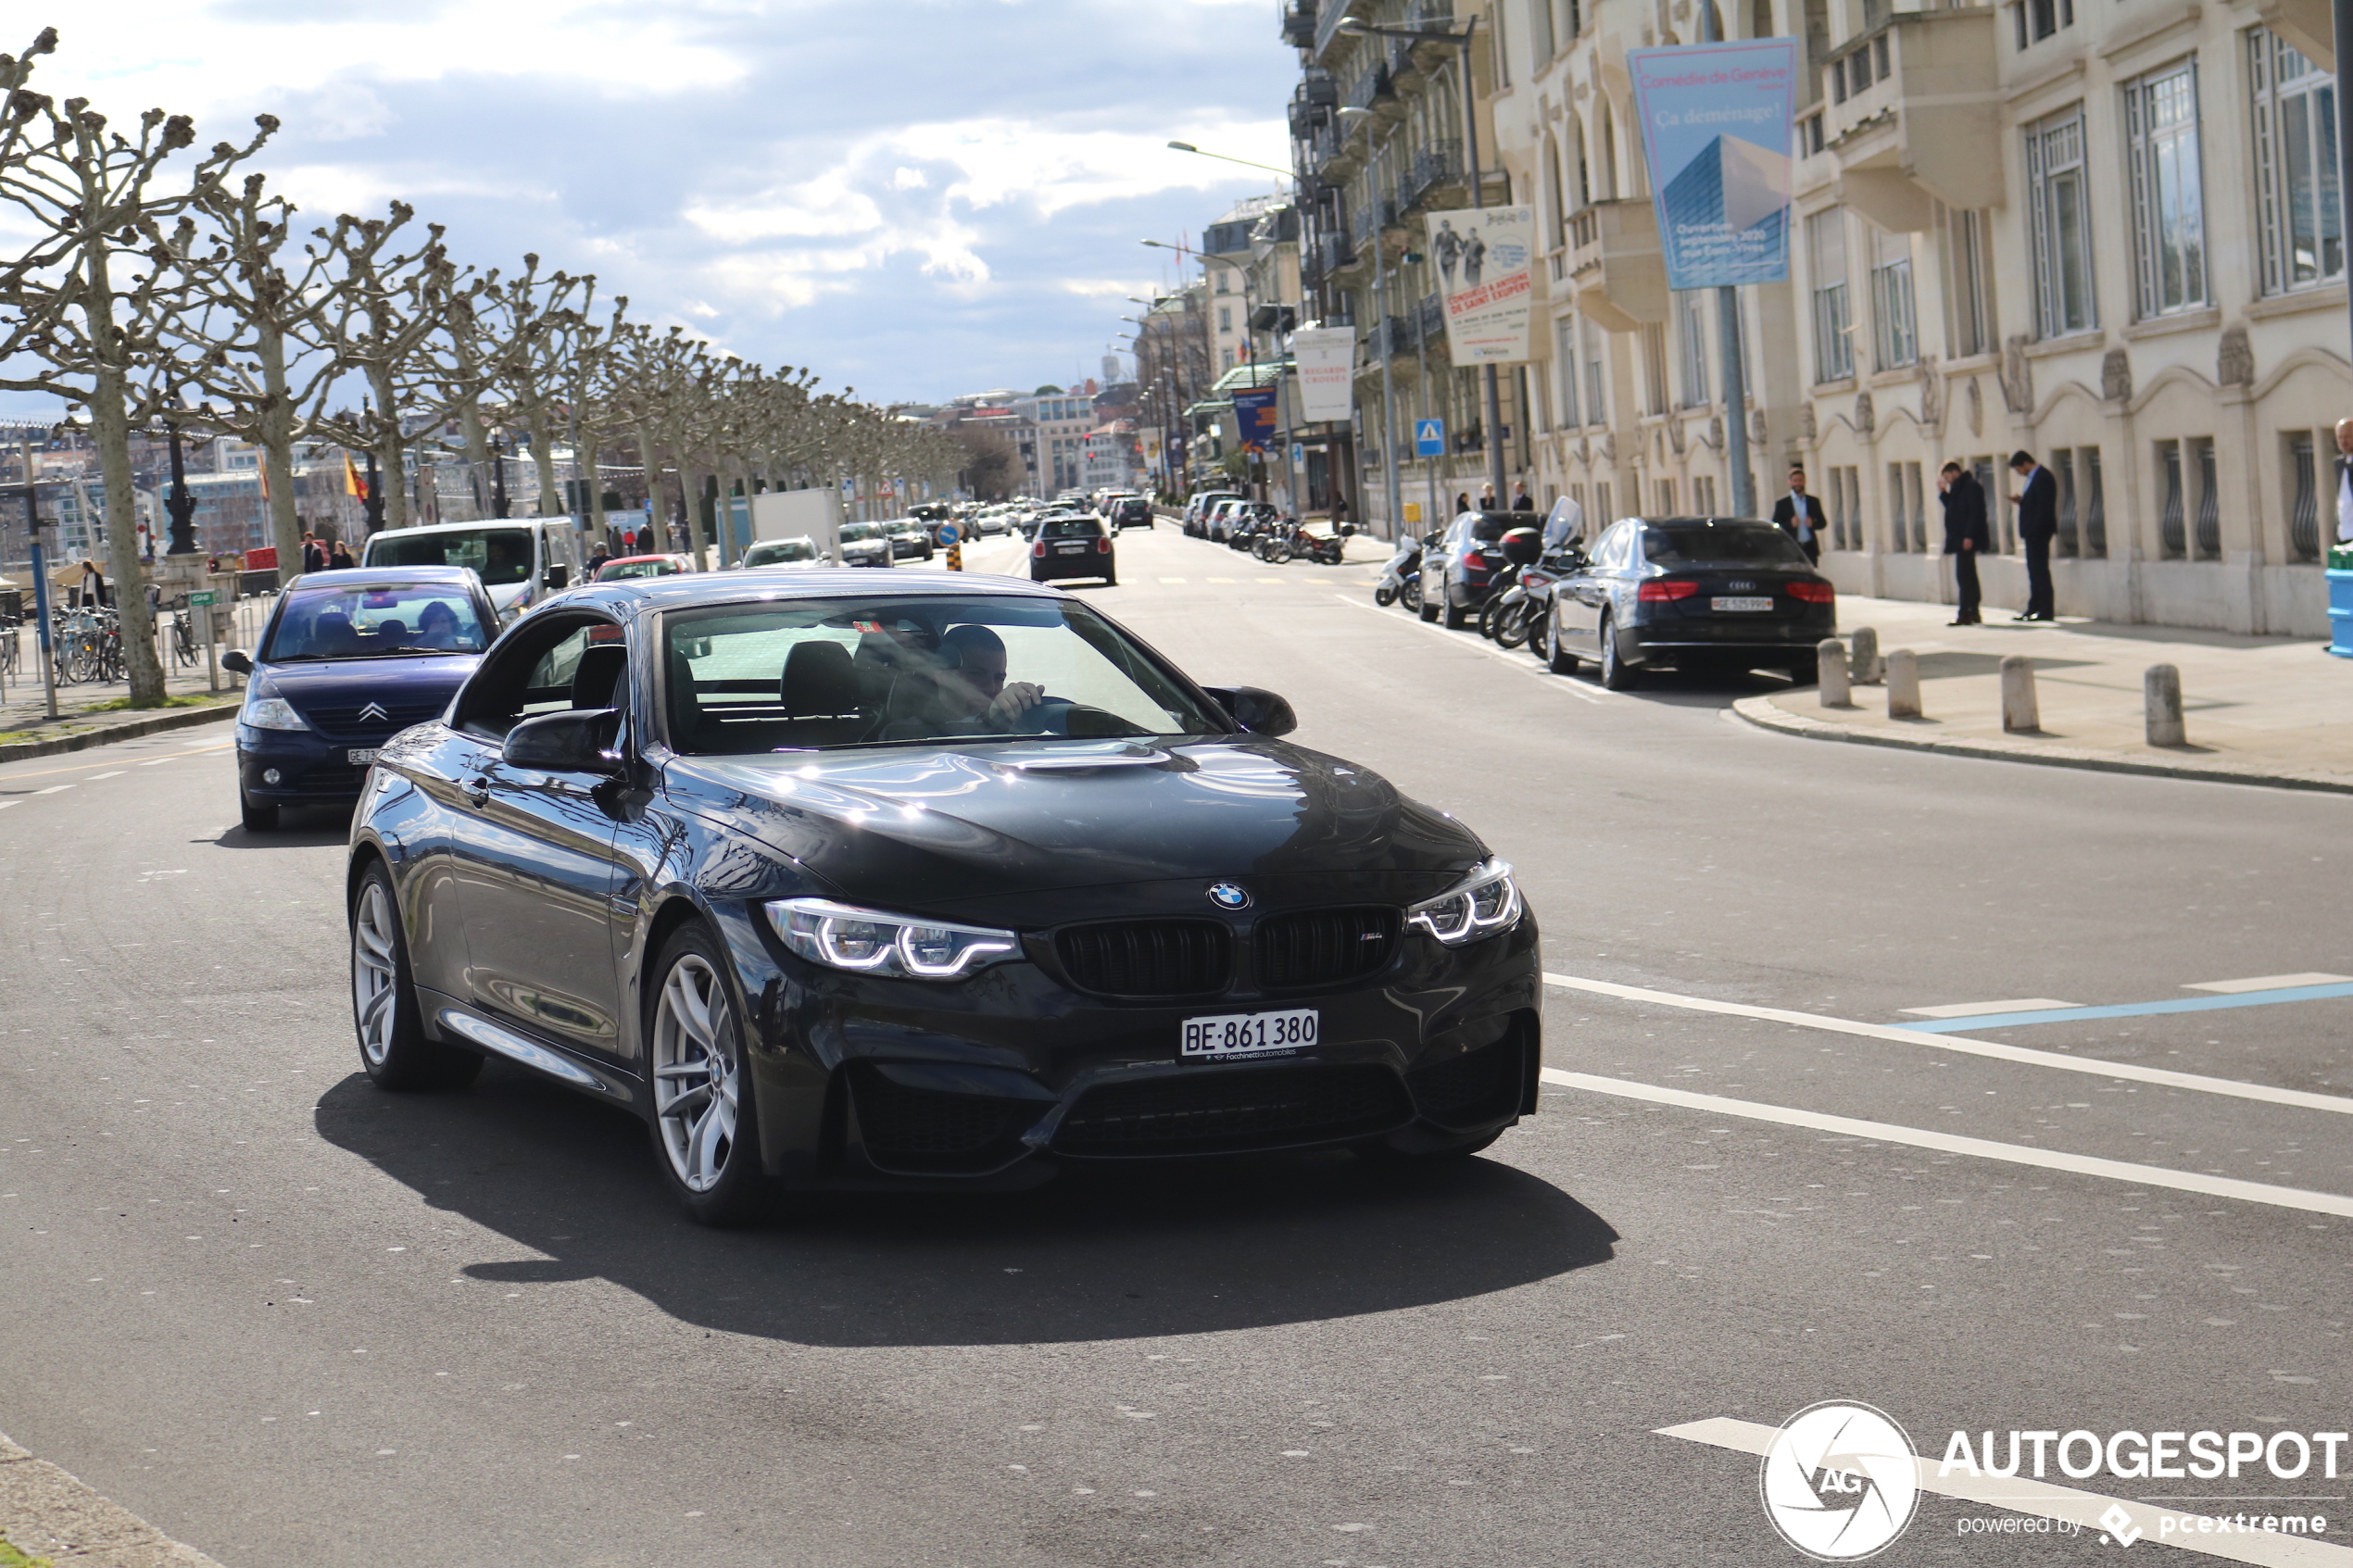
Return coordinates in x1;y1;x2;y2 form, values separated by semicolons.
1902;997;2082;1018
1657;1418;2353;1567
1900;984;2353;1035
1539;1067;2353;1218
1540;971;2353;1115
2188;972;2353;993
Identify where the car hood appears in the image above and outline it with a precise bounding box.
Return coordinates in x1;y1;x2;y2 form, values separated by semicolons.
662;737;1486;909
260;654;478;728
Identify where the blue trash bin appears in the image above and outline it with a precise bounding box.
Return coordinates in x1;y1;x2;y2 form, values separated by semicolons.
2332;567;2353;658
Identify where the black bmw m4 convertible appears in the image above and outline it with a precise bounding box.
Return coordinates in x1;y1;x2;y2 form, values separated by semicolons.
346;570;1540;1223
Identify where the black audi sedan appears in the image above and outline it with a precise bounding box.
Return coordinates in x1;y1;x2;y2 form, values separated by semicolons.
346;571;1539;1223
1545;516;1836;688
223;566;500;831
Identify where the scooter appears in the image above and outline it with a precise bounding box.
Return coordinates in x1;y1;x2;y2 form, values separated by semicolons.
1375;535;1423;608
1475;527;1547;643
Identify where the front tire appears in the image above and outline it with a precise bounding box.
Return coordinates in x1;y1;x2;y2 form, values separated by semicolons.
1494;601;1533;650
1442;595;1471;630
1598;612;1639;690
1546;612;1579;675
1400;576;1423;614
349;861;482;1091
648;923;774;1227
1374;584;1398;607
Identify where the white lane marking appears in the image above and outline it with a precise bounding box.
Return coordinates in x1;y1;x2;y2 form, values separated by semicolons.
0;800;16;809
89;771;125;780
33;784;70;795
1902;997;2083;1018
1539;1068;2353;1218
1658;1418;2353;1567
1541;972;2353;1117
1206;576;1236;583
1330;593;1613;704
2187;972;2353;994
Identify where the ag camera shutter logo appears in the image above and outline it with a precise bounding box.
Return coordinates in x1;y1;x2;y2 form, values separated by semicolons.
1759;1401;1921;1560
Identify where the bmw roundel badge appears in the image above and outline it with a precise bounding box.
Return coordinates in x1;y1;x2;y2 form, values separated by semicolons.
1206;882;1252;911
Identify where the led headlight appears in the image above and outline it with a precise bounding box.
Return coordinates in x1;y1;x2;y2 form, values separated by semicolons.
1406;858;1522;946
766;897;1020;981
241;679;308;732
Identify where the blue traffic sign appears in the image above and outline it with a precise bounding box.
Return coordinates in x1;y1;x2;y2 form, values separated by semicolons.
936;521;961;545
1414;419;1445;458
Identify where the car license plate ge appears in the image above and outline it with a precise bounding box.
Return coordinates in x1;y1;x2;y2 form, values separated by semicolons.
347;747;382;765
1712;596;1774;612
1181;1007;1319;1060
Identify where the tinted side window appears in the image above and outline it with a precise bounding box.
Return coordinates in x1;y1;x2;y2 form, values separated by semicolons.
457;614;620;738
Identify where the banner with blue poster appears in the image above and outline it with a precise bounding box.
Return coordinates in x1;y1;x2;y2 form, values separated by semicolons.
1628;39;1799;289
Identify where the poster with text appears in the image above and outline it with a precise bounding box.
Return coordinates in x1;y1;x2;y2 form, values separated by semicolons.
1290;327;1357;421
1426;205;1536;365
1629;39;1798;289
1231;386;1279;453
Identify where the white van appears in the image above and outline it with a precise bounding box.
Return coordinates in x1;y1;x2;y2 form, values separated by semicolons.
360;519;583;626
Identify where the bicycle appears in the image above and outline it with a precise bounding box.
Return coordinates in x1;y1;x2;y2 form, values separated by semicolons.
0;616;19;680
167;593;199;669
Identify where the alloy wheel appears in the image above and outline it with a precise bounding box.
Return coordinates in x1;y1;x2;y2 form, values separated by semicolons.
652;954;740;1193
351;880;400;1067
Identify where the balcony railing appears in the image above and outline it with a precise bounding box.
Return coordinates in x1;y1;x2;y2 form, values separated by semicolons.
1416;293;1444;343
1282;0;1317;48
1345;62;1391;114
1408;140;1463;207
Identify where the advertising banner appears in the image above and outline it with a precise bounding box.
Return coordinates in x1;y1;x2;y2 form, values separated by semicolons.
1628;39;1799;289
1426;205;1537;364
1290;327;1356;421
1232;386;1279;454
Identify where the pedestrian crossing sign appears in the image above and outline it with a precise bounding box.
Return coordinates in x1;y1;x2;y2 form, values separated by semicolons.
1415;420;1445;458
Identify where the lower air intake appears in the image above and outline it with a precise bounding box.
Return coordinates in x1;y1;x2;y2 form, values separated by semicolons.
1054;1063;1412;1158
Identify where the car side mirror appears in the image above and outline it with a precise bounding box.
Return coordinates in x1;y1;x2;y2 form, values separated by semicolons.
542;563;570;590
1202;684;1297;737
501;708;623;773
221;648;253;675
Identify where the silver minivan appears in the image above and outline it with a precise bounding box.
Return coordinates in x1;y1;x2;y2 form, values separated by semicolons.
360;519;584;626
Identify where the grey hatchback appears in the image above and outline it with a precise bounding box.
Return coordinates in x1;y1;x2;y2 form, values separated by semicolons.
1029;514;1117;586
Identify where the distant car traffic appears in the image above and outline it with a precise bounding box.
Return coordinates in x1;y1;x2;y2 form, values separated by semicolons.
596;553;693;582
736;537;825;571
837;521;895;567
1031;514;1116;586
1544;517;1836;689
343;570;1538;1223
220;565;499;832
884;519;937;561
1112;497;1154;530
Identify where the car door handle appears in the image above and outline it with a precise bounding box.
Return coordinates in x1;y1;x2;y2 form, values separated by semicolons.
463;776;491;806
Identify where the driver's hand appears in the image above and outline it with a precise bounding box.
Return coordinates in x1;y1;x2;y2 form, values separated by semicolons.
990;681;1043;719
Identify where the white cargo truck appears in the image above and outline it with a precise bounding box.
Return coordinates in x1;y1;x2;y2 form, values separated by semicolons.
747;488;841;565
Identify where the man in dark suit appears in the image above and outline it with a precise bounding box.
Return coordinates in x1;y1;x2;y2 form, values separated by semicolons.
1770;466;1821;564
1937;460;1989;625
2009;449;2056;621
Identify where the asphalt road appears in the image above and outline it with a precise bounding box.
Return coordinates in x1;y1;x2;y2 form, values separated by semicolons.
2;525;2347;1567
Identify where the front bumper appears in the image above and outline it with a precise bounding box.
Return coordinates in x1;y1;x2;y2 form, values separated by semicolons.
739;909;1541;1188
236;725;375;804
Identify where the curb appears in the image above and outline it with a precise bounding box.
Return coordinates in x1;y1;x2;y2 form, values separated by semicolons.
0;1429;224;1567
0;701;238;765
1730;695;2353;797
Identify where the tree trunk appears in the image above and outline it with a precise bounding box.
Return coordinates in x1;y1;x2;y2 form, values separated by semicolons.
679;449;709;571
257;320;304;567
635;422;663;549
77;202;165;704
581;428;606;544
526;405;560;517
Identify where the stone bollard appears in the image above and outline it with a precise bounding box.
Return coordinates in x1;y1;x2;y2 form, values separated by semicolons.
2000;655;2040;733
1886;648;1921;719
2145;662;2185;746
1818;638;1853;708
1848;625;1882;684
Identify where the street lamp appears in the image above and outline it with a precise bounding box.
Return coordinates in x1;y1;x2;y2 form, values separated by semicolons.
1165;141;1295;184
161;391;196;556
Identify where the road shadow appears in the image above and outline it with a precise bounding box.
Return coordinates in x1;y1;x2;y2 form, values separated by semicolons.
1915;650;2098;681
313;1062;1618;1348
203;806;353;849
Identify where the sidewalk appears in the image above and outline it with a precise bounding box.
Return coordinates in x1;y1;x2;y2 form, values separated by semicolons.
0;661;242;762
1733;594;2353;794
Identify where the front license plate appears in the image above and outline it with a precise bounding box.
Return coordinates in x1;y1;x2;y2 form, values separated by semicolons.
1181;1008;1320;1060
346;747;382;765
1711;596;1775;612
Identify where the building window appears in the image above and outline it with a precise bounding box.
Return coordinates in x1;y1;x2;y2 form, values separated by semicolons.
1885;462;1909;551
1656;479;1677;513
2124;62;2208;318
2192;436;2220;558
2082;446;2107;557
1556;318;1580;427
1582;317;1606;423
1803;113;1825;156
2249;30;2343;295
2027;108;2096;337
2287;431;2321;560
1679;293;1710;408
1949;207;1993;358
1641;323;1670;416
2050;447;2079;556
1869;225;1918;369
1695;474;1718;513
1808;208;1855;382
2014;0;2072;48
1531;0;1555;64
1218;307;1233;332
1215;273;1229;294
2158;438;2187;557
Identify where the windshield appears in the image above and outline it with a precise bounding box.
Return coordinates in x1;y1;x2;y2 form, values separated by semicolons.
263;583;490;661
840;523;885;543
1041;518;1102;538
598;558;679;580
364;526;536;586
1641;522;1809;567
663;596;1226;755
745;540;817;565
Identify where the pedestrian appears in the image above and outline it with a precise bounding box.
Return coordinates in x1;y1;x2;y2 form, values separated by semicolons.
587;541;610;578
1454;492;1471;514
1511;484;1534;512
1328;492;1349;529
1936;460;1989;625
2009;449;2057;621
299;531;326;574
77;558;105;608
329;539;355;570
2334;417;2353;546
1770;466;1821;564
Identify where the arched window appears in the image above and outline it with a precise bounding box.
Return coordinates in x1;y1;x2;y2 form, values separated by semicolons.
1543;133;1567;250
1600;104;1619;199
1573;116;1592;208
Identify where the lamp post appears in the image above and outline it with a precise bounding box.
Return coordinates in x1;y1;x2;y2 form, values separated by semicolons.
162;395;196;555
1340;14;1508;504
490;432;510;520
1697;2;1755;518
1338;106;1403;538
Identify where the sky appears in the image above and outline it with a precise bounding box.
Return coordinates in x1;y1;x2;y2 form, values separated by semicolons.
2;0;1299;412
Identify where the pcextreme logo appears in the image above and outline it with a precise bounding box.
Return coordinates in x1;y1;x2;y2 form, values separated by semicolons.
1759;1401;1922;1561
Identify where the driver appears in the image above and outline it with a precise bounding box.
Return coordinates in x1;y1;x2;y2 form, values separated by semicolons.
413;601;460;649
933;625;1047;731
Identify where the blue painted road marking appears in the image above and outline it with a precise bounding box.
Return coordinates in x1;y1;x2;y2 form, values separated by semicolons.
1899;981;2353;1034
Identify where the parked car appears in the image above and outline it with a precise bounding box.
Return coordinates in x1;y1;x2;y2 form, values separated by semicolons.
597;553;693;582
1185;491;1240;535
1206;499;1252;542
884;519;936;561
1545;516;1836;689
837;521;895;567
1112;497;1155;530
220;565;500;832
343;570;1539;1223
1420;511;1528;630
736;536;826;571
1030;514;1117;585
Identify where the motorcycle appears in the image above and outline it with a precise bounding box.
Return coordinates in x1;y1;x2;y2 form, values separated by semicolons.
1375;533;1424;608
1257;518;1353;565
1227;504;1280;553
1474;527;1546;644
